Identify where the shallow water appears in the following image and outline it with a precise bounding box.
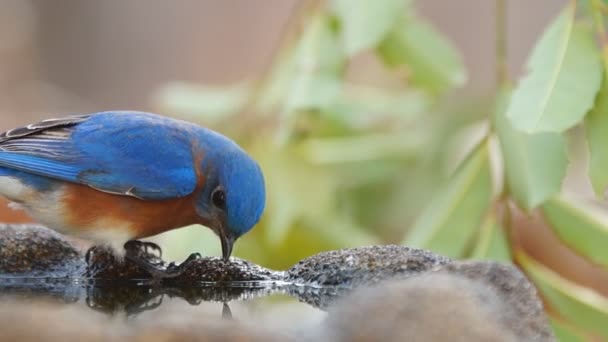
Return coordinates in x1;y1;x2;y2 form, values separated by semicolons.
0;277;335;321
0;241;557;341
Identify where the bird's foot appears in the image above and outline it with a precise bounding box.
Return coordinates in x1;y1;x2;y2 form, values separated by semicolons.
84;245;116;276
123;240;201;280
222;303;233;320
165;252;201;276
123;240;162;260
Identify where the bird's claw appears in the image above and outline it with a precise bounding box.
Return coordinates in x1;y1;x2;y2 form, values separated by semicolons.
123;251;201;280
123;240;163;259
165;252;201;275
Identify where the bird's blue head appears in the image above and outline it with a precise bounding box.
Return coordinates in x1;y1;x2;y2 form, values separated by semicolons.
193;129;265;260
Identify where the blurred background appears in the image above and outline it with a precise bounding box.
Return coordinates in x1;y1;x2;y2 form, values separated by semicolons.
0;0;563;123
8;0;608;338
8;0;606;283
0;0;567;264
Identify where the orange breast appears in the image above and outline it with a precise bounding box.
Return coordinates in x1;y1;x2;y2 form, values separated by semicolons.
0;198;35;223
63;183;201;239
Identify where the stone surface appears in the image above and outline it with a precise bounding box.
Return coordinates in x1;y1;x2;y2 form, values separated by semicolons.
322;261;555;341
439;261;554;341
0;269;555;342
0;224;555;341
0;224;282;282
171;257;284;283
86;246;283;283
0;224;84;276
285;245;451;287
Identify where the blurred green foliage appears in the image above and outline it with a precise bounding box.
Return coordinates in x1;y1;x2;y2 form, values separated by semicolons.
154;0;468;270
154;0;608;337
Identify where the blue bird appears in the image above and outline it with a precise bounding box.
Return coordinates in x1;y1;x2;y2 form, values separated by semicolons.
0;111;266;271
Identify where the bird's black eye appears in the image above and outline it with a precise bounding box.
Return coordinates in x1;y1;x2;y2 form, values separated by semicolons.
211;188;226;209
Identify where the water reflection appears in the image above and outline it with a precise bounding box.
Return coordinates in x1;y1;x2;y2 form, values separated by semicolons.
222;302;232;320
0;278;350;320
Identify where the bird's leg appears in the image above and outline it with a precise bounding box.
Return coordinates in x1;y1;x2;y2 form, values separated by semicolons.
123;253;172;279
84;245;115;276
85;246;98;265
123;240;201;279
165;252;202;276
222;302;233;320
123;240;162;259
123;240;167;279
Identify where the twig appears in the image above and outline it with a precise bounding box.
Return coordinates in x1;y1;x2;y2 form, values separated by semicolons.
242;0;325;116
495;0;508;87
591;0;608;80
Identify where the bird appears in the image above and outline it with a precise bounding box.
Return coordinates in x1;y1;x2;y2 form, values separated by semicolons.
0;111;266;275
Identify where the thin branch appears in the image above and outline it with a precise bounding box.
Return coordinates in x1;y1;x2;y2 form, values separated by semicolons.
242;0;325;115
495;0;508;87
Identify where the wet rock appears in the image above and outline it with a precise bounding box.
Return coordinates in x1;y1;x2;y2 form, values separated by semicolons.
0;231;555;342
171;257;283;283
84;245;158;280
439;261;554;341
0;224;282;282
86;246;283;283
323;269;554;342
0;224;84;277
286;245;451;287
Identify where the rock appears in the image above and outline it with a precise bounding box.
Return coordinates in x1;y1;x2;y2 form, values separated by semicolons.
286;245;451;287
0;224;282;282
84;245;152;280
170;257;284;283
86;246;283;283
0;232;555;342
323;269;555;341
0;224;84;277
439;261;554;341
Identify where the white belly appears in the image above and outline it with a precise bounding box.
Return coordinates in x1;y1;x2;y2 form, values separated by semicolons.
0;176;134;252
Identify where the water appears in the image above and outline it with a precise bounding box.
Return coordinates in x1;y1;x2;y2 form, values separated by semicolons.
0;277;342;321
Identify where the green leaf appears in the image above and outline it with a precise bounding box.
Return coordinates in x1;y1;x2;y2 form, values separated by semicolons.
550;318;589;342
331;0;407;56
297;132;423;164
404;140;493;257
251;141;337;246
517;251;608;339
470;211;511;262
377;13;466;94
495;89;568;210
505;5;602;133
327;84;430;127
586;80;608;198
542;197;608;267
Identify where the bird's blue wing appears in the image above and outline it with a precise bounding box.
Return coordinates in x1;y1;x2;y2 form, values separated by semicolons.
0;111;198;200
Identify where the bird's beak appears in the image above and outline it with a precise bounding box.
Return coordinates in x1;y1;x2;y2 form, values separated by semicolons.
220;232;235;261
